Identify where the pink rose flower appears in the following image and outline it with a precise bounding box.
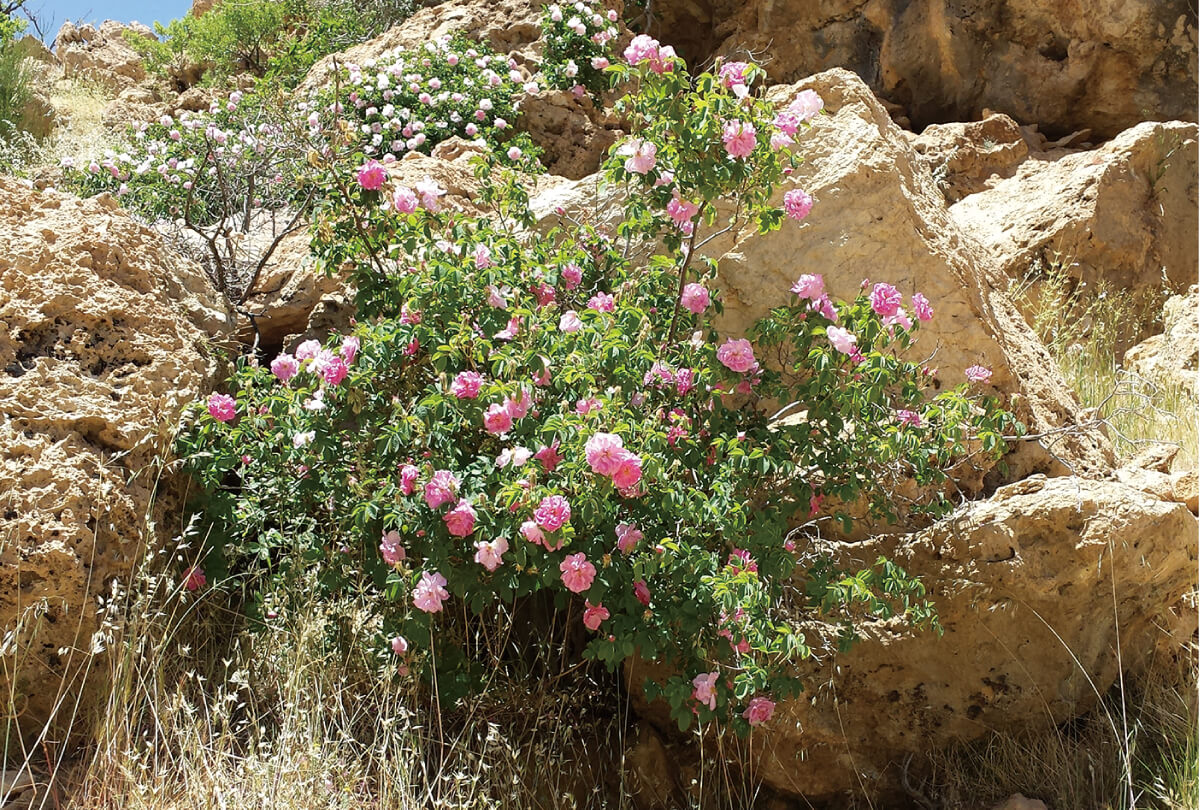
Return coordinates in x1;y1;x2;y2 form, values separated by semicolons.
783;189;813;221
483;403;514;435
399;464;419;495
790;273;824;300
623;34;660;67
618;138;657;175
392;185;418;214
575;397;602;415
424;469;459;509
789;88;823;121
504;389;532;420
534;441;563;472
965;365;992;383
692;671;719;710
559;552;596;593
534;495;571;532
721;120;756;159
473;535;508;571
583;601;609;631
616;523;643;554
559;310;583;333
896;409;922;427
633;580;651;606
380;530;406;565
666;194;700;228
391;636;408;655
588;292;615;313
444;499;477;537
356;159;386;190
270;353;299;383
183;565;206;591
321;356;349;386
585;432;627;476
869;282;903;317
415;176;446;211
912;292;934;321
451;371;484;399
560;263;583;289
826;326;858;355
340;336;360;364
611;453;643;489
295;339;321;361
716;338;757;373
474;244;493;269
207;393;236;422
519;519;547;548
413;571;449;613
680;283;710;314
719;61;750;90
743;696;775;726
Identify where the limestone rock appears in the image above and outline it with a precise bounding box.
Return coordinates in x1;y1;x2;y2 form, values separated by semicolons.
910;113;1030;203
650;0;1197;140
192;0;218;17
54;19;151;89
520;89;623;180
101;85;164;131
702;69;1110;488
745;476;1196;799
0;177;227;737
13;35;53;64
1124;287;1199;395
951;122;1198;292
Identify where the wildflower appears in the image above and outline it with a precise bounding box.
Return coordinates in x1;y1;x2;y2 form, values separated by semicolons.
912;292;934;321
393;185;418;213
965;365;992;383
380;530;406;565
474;536;508;571
207;393;236;422
783;189;813;221
399;464;419;495
559;552;596;593
721;120;756;158
424;469;459;509
295;339;321;361
588;292;615;312
391;636;408;655
743;696;775;726
183;566;206;591
270;353;299;383
667;194;700;228
559;310;583;332
561;263;583;289
413;571;449;612
826;326;858;355
869;282;903;317
483;403;514;435
415;176;446;211
611;454;643;489
534;495;571;531
451;371;484;399
583;601;609;630
616;523;643;554
321;357;349;386
356;159;386;190
618;138;657;175
585;432;627;476
717;338;757;373
692;672;719;710
534;442;563;472
340;336;360;364
790;273;824;300
680;283;710;314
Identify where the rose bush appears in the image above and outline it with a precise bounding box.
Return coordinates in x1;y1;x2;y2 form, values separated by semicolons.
179;41;1018;733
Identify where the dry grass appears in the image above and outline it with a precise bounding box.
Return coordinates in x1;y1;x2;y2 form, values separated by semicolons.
0;69;114;175
1009;263;1198;468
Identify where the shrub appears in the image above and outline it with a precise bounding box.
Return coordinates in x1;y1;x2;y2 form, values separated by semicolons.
0;10;32;137
539;0;620;97
177;41;1018;733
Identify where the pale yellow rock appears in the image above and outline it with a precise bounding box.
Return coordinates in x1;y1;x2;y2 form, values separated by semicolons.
0;177;226;738
53;19;151;89
1124;287;1199;395
952;122;1198;292
649;0;1197;139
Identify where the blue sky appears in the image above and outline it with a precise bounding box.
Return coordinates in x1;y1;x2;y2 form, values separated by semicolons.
20;1;192;39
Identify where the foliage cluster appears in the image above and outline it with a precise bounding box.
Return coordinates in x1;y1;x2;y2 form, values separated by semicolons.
126;0;416;89
178;39;1017;732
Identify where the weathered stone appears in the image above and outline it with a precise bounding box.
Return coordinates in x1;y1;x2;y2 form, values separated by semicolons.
649;0;1197;140
1124;287;1199;395
703;69;1111;489
0;177;228;738
952;122;1198;292
910;113;1030;203
742;476;1193;799
54;19;150;89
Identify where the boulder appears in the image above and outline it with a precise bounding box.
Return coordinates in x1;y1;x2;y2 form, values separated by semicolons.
0;178;228;738
101;85;164;131
910;113;1030;203
728;476;1194;799
520;89;623;180
650;0;1197;140
1123;287;1199;395
701;69;1111;489
13;35;54;64
54;19;151;89
951;121;1199;292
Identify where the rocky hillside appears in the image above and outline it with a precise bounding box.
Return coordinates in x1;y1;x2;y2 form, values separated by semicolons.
0;0;1196;807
